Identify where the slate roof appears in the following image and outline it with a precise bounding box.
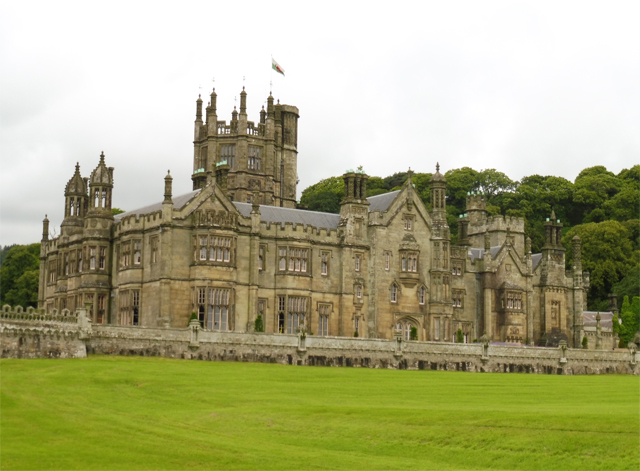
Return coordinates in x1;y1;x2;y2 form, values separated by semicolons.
532;253;542;271
114;187;403;227
583;311;614;329
233;203;340;230
468;246;502;262
114;190;201;221
367;190;401;212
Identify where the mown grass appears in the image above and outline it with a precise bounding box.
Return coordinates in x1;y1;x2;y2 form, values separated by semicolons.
1;356;638;470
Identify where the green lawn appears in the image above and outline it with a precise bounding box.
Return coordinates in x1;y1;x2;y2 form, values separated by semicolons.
1;356;638;470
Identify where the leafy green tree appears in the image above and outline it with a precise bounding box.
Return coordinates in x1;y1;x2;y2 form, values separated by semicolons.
444;167;479;217
254;314;264;333
408;326;418;340
476;169;516;200
111;208;125;216
0;243;40;308
300;176;344;213
563;221;639;309
618;296;640;346
613;266;640;304
502;175;574;252
573;166;622;225
0;244;17;267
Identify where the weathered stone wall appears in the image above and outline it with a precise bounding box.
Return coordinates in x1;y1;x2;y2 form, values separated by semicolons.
3;305;637;374
0;305;91;359
87;321;640;375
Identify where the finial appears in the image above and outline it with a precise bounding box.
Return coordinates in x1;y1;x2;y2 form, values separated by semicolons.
100;151;105;162
167;170;171;175
436;162;440;173
277;99;280;104
198;94;201;99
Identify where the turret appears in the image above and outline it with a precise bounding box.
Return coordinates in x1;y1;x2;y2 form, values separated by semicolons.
87;152;114;219
61;162;89;231
466;191;487;224
543;209;563;249
340;169;370;243
430;163;446;221
163;170;173;222
42;215;49;241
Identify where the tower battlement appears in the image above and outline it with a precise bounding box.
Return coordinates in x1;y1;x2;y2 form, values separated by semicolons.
192;88;299;209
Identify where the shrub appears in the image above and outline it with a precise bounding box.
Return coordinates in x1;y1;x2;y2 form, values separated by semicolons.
619;338;626;348
353;331;359;337
455;329;464;343
254;314;264;333
410;326;418;340
188;312;198;326
582;336;589;349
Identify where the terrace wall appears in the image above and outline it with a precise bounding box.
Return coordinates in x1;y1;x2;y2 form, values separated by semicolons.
2;305;638;375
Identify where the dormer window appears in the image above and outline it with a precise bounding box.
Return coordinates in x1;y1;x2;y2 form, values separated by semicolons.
403;215;414;231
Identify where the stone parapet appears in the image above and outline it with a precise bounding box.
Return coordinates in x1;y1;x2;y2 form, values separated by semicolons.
0;305;91;359
3;308;637;374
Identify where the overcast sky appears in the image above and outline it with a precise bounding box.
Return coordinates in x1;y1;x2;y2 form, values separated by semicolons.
1;0;638;246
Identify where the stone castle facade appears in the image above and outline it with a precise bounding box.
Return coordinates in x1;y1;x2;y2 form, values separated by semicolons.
38;88;592;348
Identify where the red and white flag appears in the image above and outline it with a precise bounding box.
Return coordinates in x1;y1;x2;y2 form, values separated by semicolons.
272;58;285;76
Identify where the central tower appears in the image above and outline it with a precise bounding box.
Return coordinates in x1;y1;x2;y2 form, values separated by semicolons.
191;87;299;208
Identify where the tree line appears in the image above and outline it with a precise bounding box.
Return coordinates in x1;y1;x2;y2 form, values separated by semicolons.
300;165;639;313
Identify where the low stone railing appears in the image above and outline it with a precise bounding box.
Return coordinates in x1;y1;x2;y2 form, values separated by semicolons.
1;305;81;324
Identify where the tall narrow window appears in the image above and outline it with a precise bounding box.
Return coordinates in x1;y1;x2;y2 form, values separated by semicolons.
90;247;97;270
277;296;286;333
258;246;265;271
207;288;230;331
200;237;208;261
356;285;363;298
354;317;360;336
119;290;129;325
418;286;426;305
318;304;330;336
151;237;158;264
286;296;307;334
384;252;390;271
435;318;441;340
77;249;83;272
321;252;329;276
355;254;361;272
220;144;236;169
132;290;140;326
133;241;141;265
390;284;398;303
97;295;106;324
99;247;107;269
85;294;94;321
279;248;287;271
248;146;262;170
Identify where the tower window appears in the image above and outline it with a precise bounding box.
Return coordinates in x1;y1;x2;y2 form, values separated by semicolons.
220;144;236;169
248;146;262;171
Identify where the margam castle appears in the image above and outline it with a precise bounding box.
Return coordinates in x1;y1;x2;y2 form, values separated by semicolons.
38;88;591;348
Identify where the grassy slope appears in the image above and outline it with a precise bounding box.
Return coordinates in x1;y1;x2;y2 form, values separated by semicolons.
1;356;638;470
